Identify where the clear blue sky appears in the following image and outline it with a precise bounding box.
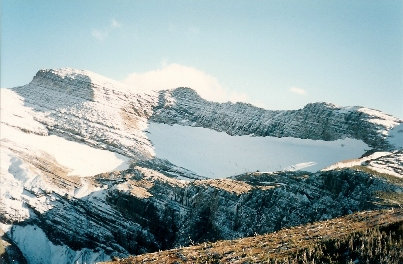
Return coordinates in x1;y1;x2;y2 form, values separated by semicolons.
2;0;402;118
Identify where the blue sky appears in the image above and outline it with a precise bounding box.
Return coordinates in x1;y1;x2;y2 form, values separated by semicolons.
2;0;402;118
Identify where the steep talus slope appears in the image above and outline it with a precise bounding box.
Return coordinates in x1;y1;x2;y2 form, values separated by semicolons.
151;87;401;150
103;209;403;264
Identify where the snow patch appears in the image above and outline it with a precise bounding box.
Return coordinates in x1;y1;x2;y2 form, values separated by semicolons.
366;151;403;178
324;151;402;178
323;152;392;171
285;162;317;171
0;147;50;221
1;125;130;177
0;88;47;134
9;224;109;264
358;107;400;130
387;123;403;149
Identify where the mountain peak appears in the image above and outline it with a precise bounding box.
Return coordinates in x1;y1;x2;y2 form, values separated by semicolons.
36;67;93;78
170;86;202;99
302;102;338;110
32;67;129;93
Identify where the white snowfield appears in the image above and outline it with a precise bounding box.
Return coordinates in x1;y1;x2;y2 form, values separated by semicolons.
358;107;401;132
324;151;403;178
387;123;403;149
0;88;48;134
8;224;109;264
324;152;391;171
1;125;130;177
147;122;370;178
1;88;130;178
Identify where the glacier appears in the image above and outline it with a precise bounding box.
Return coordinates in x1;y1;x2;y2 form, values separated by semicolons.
147;122;369;178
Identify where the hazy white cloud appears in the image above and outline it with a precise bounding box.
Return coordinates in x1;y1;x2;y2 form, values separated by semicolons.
123;63;248;103
92;18;121;40
289;86;307;95
110;19;121;28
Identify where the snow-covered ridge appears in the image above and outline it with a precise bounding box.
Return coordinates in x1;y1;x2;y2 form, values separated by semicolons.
4;67;402;165
3;67;402;171
357;107;400;130
323;150;403;178
152;89;402;150
2;67;402;180
10;68;157;160
33;68;130;94
0;88;48;135
1;67;402;264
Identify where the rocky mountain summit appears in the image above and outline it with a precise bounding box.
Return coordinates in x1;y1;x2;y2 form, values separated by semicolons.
0;68;402;263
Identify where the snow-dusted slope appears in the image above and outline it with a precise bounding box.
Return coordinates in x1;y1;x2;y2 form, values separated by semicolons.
11;68;156;160
1;83;137;263
152;88;402;150
2;67;402;181
148;122;369;178
324;150;403;178
1;68;402;264
7;68;403;161
2;125;129;177
8;224;109;264
387;123;403;149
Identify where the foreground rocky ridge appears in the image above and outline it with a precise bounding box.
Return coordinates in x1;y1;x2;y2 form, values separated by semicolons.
1;68;402;263
2;161;402;262
102;209;403;264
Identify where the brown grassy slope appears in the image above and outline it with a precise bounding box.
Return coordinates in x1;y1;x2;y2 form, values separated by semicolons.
101;209;402;264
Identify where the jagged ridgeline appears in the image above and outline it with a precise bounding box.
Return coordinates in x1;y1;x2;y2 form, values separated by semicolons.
13;68;403;152
0;68;402;263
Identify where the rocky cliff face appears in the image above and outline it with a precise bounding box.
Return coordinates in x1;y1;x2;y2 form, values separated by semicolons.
151;88;401;150
5;162;401;261
1;68;402;263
